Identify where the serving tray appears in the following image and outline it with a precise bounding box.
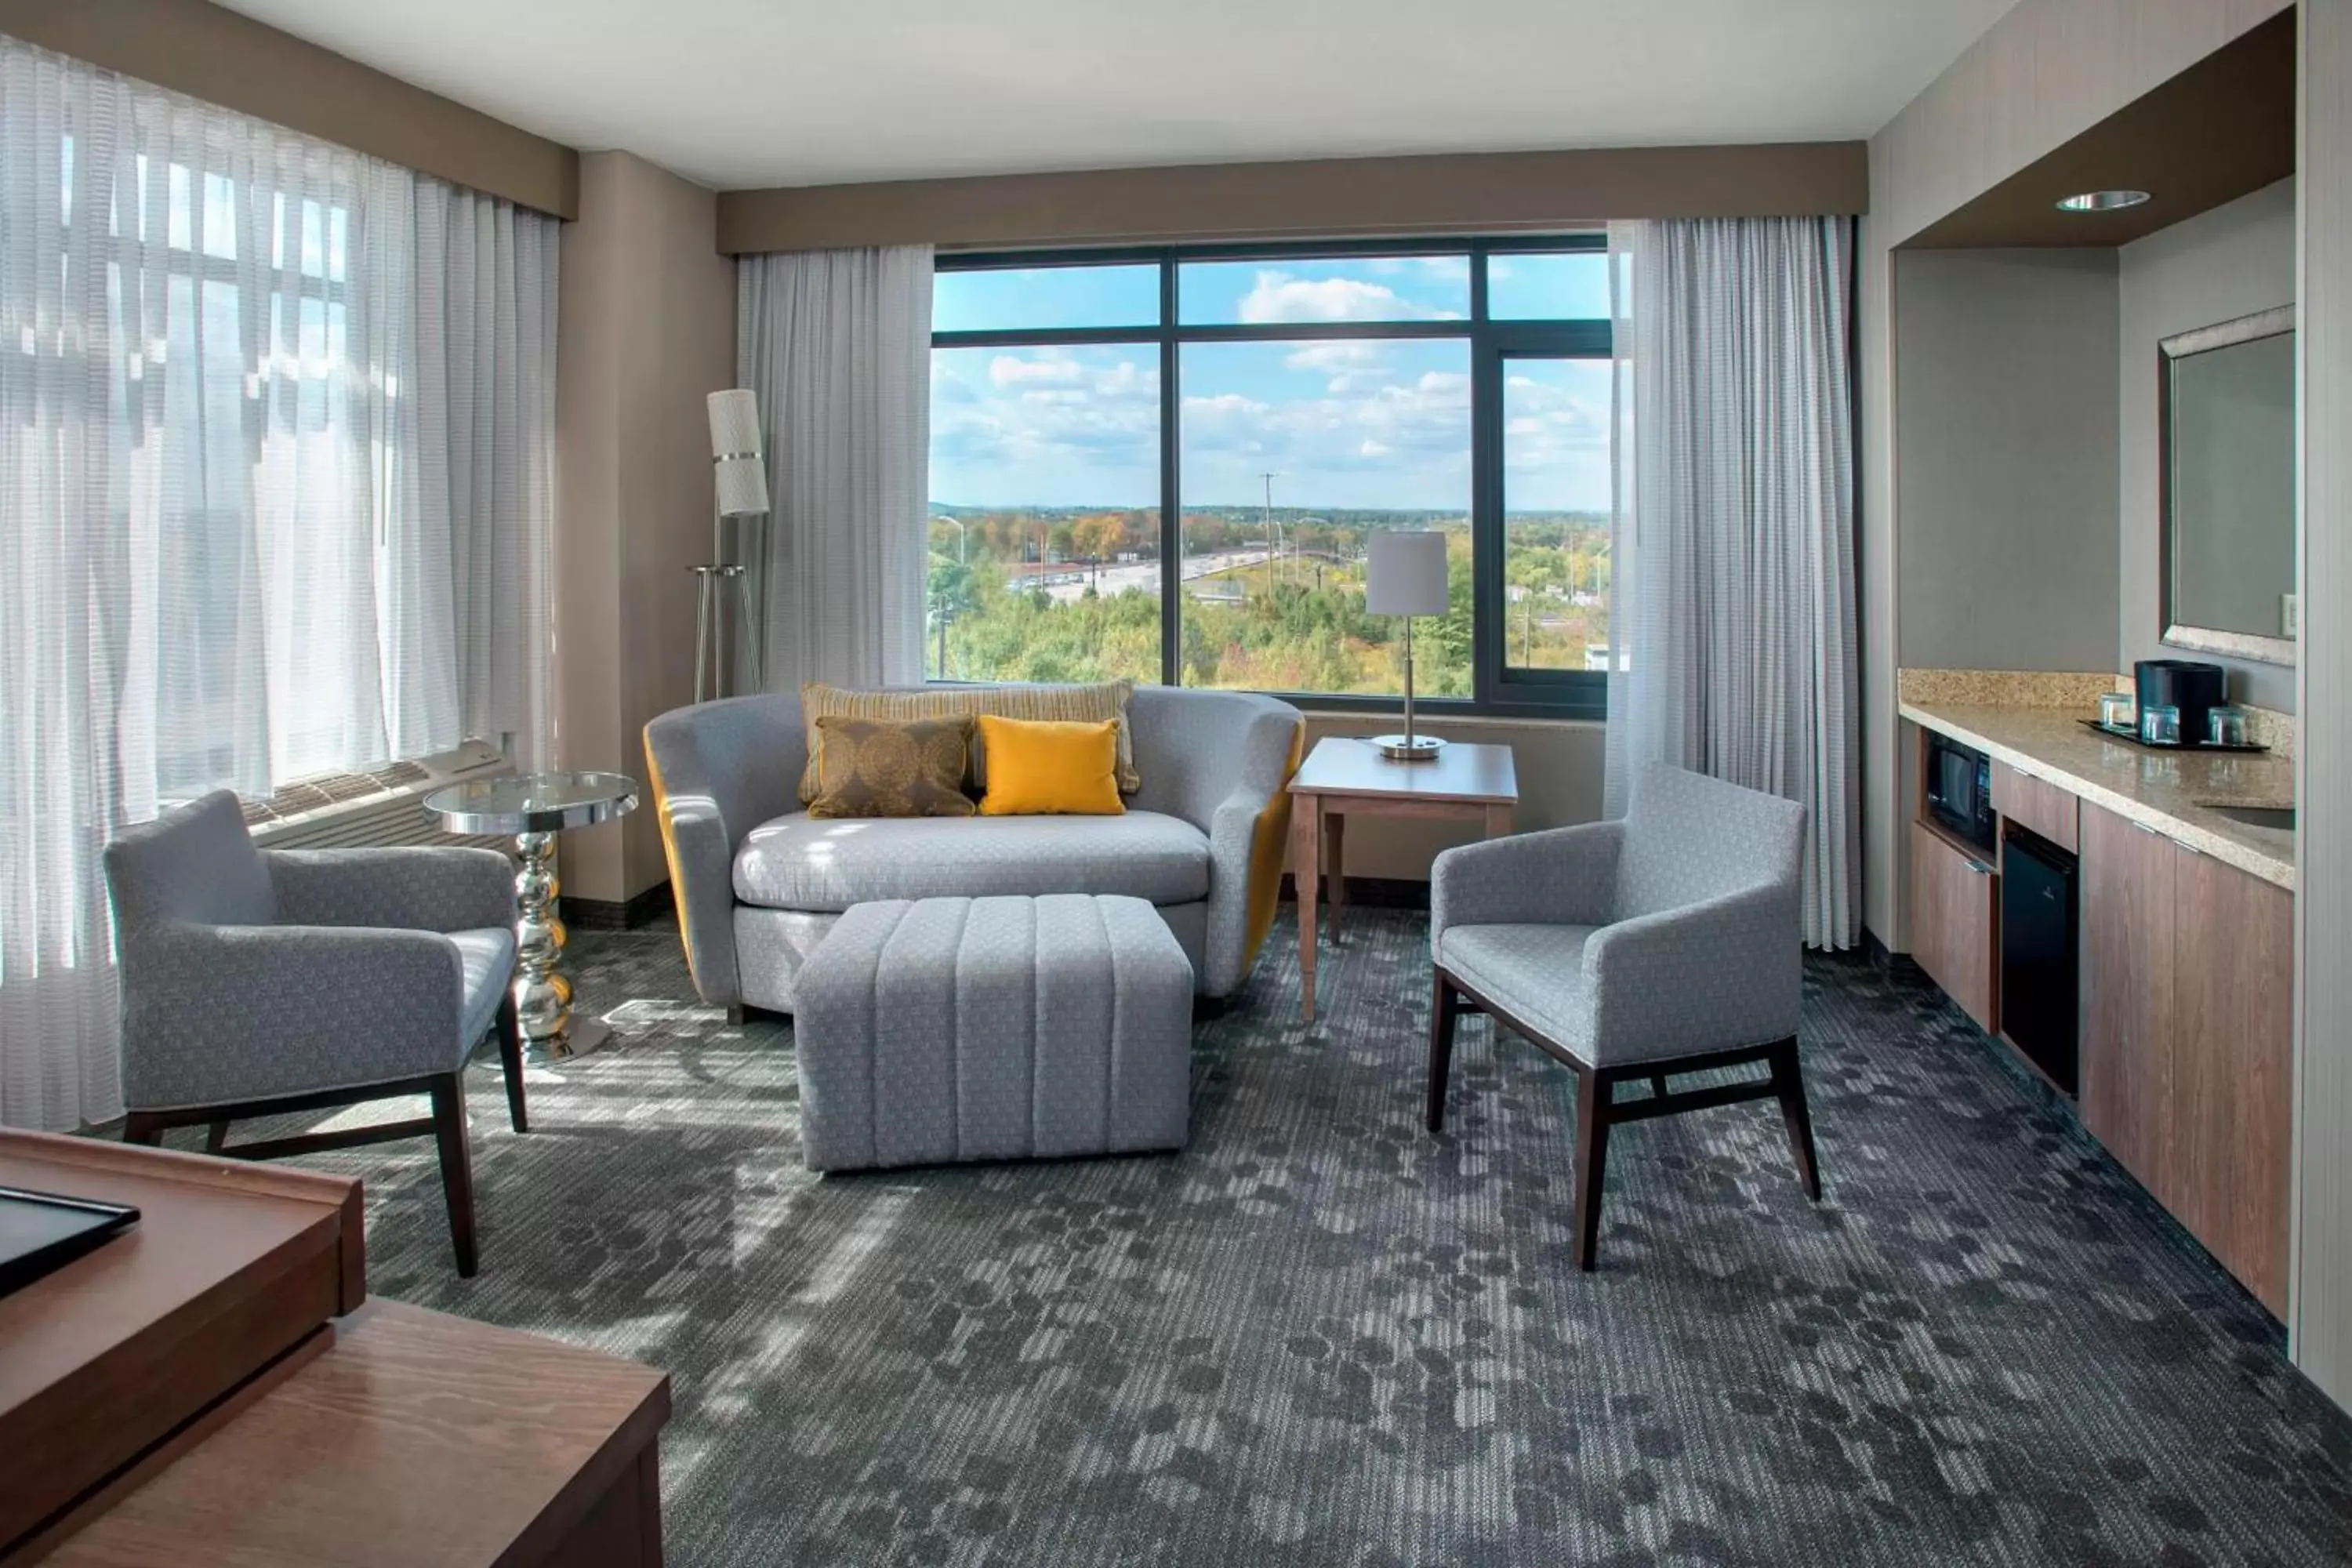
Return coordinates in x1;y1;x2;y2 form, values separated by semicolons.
2078;719;2270;755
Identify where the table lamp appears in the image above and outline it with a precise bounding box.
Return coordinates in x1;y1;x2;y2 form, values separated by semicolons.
693;390;770;702
1365;531;1449;760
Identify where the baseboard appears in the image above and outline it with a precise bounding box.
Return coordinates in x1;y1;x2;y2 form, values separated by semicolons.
1863;929;1924;982
562;880;675;931
1277;873;1430;911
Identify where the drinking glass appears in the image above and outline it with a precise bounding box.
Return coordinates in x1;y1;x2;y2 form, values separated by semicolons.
2140;703;2182;746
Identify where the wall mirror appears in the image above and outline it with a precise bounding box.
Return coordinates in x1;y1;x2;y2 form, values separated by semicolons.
2161;303;2296;665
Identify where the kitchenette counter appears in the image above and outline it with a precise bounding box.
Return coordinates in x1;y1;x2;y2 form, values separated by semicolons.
1900;696;2296;891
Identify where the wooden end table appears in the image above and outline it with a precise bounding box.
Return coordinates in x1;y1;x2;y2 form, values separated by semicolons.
1287;737;1519;1022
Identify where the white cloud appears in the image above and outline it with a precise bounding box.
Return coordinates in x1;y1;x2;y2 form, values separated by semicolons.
989;353;1086;388
1237;270;1462;325
1283;340;1385;373
1181;391;1271;419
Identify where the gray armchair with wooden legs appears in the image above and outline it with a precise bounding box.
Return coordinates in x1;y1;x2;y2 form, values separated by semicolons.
1425;762;1820;1270
103;790;524;1276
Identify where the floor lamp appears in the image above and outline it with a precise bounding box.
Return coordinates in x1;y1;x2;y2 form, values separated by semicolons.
1366;531;1450;760
693;389;771;703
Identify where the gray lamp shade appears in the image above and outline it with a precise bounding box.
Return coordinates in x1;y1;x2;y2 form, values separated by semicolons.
708;389;770;517
1365;531;1450;616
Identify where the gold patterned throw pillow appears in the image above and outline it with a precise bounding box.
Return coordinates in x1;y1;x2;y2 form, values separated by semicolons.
806;715;978;819
797;680;1138;803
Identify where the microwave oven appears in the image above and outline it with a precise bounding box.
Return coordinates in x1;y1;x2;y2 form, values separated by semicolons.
1926;734;1996;854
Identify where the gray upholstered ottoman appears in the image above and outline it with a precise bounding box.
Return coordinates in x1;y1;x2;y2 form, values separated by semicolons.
794;894;1195;1172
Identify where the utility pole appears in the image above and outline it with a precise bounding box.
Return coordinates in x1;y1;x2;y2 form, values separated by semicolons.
1260;472;1283;592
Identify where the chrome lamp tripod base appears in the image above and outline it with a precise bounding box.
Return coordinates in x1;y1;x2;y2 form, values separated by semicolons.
690;562;760;705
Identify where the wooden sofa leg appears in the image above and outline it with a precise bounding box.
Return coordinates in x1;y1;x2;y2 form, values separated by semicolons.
1572;1068;1613;1272
430;1073;480;1278
497;993;529;1135
726;1004;747;1028
1425;970;1461;1133
122;1112;167;1148
1769;1037;1823;1202
205;1120;230;1154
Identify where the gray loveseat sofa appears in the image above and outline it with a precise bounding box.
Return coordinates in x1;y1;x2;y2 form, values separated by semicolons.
644;685;1305;1014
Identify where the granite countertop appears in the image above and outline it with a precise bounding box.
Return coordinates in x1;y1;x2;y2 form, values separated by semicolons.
1900;699;2296;891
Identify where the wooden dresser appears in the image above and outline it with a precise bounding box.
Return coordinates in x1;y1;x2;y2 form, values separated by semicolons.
0;1131;670;1566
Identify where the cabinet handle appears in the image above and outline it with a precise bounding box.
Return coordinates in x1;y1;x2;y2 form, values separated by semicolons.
1965;859;1994;877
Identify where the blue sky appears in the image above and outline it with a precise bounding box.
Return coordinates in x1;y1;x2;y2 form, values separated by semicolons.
929;256;1613;514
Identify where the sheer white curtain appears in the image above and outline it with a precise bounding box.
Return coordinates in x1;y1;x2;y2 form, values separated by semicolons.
0;38;558;1129
394;182;559;771
1603;216;1860;949
736;245;932;691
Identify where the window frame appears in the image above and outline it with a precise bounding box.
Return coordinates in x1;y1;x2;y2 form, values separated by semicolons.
930;234;1611;720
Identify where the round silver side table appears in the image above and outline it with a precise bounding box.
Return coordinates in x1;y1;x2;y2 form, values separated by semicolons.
427;770;640;1062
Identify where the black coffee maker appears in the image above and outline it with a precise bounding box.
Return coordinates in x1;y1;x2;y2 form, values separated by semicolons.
2135;659;2228;745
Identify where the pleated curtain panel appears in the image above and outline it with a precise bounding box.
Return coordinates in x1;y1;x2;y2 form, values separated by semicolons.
0;37;559;1129
736;245;934;693
1602;216;1861;949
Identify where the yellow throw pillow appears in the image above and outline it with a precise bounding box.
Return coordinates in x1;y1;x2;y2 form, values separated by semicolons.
974;716;1126;817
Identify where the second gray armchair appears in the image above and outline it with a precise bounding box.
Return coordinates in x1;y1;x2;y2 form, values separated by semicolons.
1425;762;1820;1271
103;790;524;1276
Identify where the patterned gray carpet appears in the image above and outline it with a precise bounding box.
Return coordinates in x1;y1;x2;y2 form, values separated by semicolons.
221;910;2352;1566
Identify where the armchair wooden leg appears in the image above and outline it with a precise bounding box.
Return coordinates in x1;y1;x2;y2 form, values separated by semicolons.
205;1120;230;1155
429;1073;480;1278
122;1113;166;1148
1768;1037;1823;1202
497;992;529;1134
1425;970;1461;1132
1650;1073;1670;1101
1572;1067;1613;1272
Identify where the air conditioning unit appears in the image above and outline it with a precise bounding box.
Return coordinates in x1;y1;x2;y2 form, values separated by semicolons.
244;739;517;852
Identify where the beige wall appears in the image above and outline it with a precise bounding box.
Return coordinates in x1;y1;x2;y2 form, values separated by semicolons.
1286;714;1604;881
554;151;735;906
0;0;579;217
1895;249;2122;673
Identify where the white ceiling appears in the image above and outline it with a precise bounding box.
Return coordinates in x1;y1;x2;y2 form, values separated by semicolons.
215;0;2018;191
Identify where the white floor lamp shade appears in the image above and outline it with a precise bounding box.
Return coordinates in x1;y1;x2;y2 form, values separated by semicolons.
708;389;769;518
1365;531;1450;759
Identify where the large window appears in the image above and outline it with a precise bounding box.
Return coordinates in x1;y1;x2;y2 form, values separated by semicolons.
927;241;1613;715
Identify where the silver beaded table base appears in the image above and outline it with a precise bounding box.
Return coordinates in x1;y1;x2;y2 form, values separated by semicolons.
513;829;608;1060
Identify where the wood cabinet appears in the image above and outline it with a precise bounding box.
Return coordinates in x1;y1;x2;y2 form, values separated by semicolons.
1911;821;1999;1032
2173;844;2295;1314
2080;806;2179;1196
1992;760;2078;852
2078;802;2292;1316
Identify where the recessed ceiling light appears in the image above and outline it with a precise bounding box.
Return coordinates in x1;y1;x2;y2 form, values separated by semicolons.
2056;190;2153;213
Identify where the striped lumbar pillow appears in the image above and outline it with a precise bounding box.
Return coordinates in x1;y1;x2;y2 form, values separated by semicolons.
797;680;1138;804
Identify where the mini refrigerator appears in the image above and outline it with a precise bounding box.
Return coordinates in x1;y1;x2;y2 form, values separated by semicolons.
1999;824;2080;1095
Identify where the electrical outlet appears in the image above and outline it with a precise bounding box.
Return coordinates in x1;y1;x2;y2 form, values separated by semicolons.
2284;593;2300;639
